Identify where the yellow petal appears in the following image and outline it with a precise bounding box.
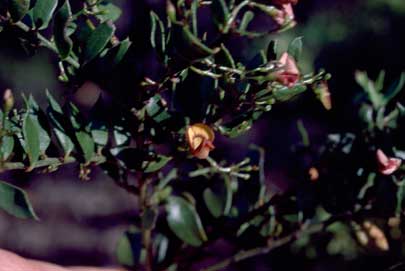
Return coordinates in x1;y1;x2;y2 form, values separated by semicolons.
186;123;215;151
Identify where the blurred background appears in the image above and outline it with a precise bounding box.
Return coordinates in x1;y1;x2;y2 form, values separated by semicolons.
1;0;405;269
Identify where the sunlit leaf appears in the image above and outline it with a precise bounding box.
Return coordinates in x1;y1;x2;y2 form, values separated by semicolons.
22;112;40;167
166;196;208;247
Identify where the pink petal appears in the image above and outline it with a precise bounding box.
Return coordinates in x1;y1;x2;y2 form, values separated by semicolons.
376;149;389;166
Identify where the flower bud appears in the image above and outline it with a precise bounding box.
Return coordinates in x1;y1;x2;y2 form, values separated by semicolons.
308;167;319;182
273;4;295;26
274;52;300;87
186;123;215;159
355;221;389;252
2;89;14;113
376;149;402;175
315;81;332;110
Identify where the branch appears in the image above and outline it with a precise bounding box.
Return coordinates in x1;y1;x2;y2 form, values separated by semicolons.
14;21;80;69
0;155;106;172
200;214;350;271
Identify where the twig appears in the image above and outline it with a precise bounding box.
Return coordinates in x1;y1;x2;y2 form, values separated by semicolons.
140;178;154;271
0;155;106;172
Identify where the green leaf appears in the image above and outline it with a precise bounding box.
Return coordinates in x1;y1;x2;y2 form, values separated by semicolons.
83;21;116;63
116;227;142;267
297;120;310;147
76;131;95;162
150;11;166;57
181;25;217;56
67;103;95;162
46;90;75;156
384;72;405;105
0;117;15;161
9;0;30;22
54;0;73;59
166;196;208;247
23;112;40;167
218;113;254;138
108;38;132;67
25;95;51;154
143;155;172;173
375;70;385;93
273;85;307;102
146;95;171;123
97;2;122;22
153;234;169;264
239;11;254;32
288;37;303;61
113;124;131;146
0;181;38;220
355;71;384;109
203;178;232;218
32;0;58;30
210;0;229;27
90;121;108;147
191;0;198;35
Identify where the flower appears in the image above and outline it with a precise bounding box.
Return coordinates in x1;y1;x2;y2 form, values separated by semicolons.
376;149;402;175
273;4;295;26
186;123;215;159
272;0;299;5
274;52;300;87
308;167;319;182
2;89;14;112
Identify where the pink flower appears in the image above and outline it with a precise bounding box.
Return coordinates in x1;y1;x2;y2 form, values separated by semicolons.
273;4;295;26
272;0;299;6
275;52;300;87
376;149;402;175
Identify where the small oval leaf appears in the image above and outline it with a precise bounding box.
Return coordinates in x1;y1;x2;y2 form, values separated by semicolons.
23;112;40;167
116;227;142;267
166;196;207;247
83;21;116;63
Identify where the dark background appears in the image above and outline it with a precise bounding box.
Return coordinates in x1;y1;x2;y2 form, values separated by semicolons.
0;0;405;269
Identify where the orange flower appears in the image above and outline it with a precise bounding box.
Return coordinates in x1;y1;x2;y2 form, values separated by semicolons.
376;149;402;175
186;123;215;159
275;52;300;87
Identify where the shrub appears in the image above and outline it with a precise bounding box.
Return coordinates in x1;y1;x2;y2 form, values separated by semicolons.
0;1;404;270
